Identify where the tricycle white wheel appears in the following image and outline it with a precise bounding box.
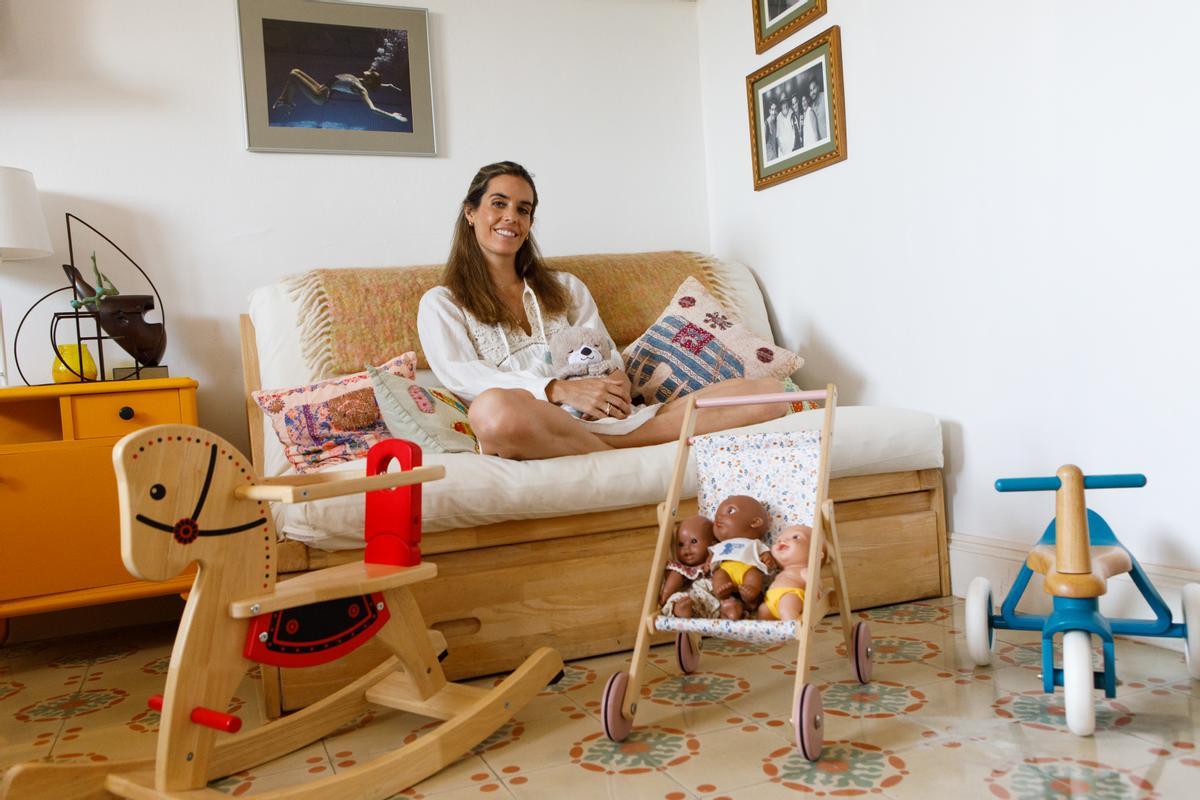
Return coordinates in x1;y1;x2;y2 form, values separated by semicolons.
601;671;634;742
1062;631;1096;736
965;576;995;666
1183;583;1200;679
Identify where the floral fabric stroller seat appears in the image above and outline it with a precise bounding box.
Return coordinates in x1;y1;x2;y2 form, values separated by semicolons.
599;386;875;761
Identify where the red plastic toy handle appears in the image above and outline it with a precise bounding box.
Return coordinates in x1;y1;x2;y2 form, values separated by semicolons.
147;694;243;734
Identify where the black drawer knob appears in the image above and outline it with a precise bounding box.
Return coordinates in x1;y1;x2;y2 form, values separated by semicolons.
118;406;135;421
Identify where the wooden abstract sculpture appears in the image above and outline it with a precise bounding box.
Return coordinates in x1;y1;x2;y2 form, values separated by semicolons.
0;426;562;799
63;261;167;366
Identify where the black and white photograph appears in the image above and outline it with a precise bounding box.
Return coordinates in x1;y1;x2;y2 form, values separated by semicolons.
752;0;826;53
758;62;829;166
746;26;847;189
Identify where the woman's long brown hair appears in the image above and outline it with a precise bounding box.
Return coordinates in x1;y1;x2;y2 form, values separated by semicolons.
442;161;570;327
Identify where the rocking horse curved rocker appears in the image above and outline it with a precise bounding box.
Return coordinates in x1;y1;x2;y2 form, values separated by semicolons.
1;424;562;799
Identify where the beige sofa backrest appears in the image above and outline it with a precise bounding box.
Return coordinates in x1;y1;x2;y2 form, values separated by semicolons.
244;252;772;477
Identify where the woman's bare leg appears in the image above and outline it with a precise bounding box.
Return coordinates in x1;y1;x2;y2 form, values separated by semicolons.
598;378;787;450
273;68;329;110
468;388;613;460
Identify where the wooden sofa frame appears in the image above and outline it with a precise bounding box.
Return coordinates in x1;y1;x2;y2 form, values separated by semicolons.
241;315;950;716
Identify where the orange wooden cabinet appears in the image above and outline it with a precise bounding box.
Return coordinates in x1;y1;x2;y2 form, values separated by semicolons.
0;378;198;643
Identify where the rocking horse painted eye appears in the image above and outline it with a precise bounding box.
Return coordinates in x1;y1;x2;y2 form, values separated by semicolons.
150;484;166;500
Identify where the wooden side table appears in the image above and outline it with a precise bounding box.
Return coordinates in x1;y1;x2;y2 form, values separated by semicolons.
0;377;199;644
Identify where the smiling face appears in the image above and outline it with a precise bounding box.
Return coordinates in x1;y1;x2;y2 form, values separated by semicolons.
712;495;768;542
675;515;715;566
463;173;535;268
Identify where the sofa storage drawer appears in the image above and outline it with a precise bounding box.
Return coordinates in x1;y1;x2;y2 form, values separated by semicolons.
69;390;182;440
274;527;658;712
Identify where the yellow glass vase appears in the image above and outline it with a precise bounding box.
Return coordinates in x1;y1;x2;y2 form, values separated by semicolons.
52;343;98;383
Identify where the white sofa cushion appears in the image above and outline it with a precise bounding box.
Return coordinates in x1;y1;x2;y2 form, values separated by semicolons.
276;405;944;551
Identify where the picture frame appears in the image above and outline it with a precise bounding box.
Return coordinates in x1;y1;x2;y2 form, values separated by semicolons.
751;0;827;54
746;25;847;190
236;0;435;156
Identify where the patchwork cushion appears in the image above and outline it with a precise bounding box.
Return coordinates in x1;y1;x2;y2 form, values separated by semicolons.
369;367;479;454
623;277;804;405
253;353;417;473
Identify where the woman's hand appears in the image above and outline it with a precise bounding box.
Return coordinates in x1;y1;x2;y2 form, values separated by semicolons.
547;372;632;420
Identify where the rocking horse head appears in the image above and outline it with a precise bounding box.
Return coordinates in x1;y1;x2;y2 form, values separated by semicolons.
113;424;274;583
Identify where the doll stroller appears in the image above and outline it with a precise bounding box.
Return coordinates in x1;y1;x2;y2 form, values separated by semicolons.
600;385;874;761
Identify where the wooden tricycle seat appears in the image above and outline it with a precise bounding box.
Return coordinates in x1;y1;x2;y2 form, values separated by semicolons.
1027;544;1132;598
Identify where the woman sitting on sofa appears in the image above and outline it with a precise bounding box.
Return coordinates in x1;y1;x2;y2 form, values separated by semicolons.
416;161;783;460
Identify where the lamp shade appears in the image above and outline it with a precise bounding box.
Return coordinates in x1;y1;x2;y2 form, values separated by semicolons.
0;166;52;260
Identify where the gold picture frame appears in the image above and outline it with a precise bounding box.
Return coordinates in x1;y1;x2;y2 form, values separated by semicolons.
237;0;436;156
752;0;827;54
746;25;847;190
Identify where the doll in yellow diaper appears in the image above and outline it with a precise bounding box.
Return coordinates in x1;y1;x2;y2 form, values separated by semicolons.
758;523;825;621
708;495;777;620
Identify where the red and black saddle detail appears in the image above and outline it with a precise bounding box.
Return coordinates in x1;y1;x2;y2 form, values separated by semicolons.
244;593;389;668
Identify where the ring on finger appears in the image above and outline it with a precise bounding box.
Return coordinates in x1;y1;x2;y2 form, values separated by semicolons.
604;402;611;416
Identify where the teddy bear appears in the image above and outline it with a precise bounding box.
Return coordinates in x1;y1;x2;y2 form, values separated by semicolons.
548;326;623;417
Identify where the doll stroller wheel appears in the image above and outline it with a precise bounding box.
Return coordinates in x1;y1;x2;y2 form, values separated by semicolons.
601;671;635;742
1062;631;1096;736
792;683;824;761
965;576;995;666
1182;583;1200;680
850;621;873;684
675;633;702;674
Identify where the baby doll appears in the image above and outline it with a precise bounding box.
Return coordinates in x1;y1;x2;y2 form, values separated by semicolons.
708;495;777;620
658;515;719;618
757;524;825;621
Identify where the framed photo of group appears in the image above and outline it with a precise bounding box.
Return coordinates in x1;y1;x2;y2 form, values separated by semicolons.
746;26;846;191
236;0;436;156
752;0;827;54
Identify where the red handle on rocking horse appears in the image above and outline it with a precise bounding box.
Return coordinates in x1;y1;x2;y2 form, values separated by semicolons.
148;694;243;734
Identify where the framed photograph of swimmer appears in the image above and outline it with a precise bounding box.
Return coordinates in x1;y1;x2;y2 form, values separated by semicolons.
752;0;827;54
236;0;435;156
746;26;847;190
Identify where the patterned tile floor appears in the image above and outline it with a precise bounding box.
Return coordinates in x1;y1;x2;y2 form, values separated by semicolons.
2;597;1197;798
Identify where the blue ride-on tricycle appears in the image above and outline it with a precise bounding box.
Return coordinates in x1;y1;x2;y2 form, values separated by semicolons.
965;465;1200;735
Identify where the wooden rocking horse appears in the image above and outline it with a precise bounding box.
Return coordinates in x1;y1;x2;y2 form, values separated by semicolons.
1;424;563;799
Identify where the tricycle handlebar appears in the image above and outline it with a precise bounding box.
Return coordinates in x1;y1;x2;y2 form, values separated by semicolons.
994;474;1147;493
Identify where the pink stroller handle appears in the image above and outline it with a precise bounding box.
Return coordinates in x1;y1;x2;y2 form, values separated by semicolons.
694;390;827;409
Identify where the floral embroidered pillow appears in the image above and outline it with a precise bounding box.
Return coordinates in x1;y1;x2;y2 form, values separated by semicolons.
253;353;417;473
368;367;479;454
622;277;804;405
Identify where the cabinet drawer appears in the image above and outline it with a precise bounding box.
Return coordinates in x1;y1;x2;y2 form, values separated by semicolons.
69;390;183;440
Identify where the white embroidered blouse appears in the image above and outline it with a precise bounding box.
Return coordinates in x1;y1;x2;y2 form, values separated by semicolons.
416;272;661;434
416;272;609;403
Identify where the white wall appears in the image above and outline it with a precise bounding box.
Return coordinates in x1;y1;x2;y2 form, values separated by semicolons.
0;0;708;451
696;1;1200;568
